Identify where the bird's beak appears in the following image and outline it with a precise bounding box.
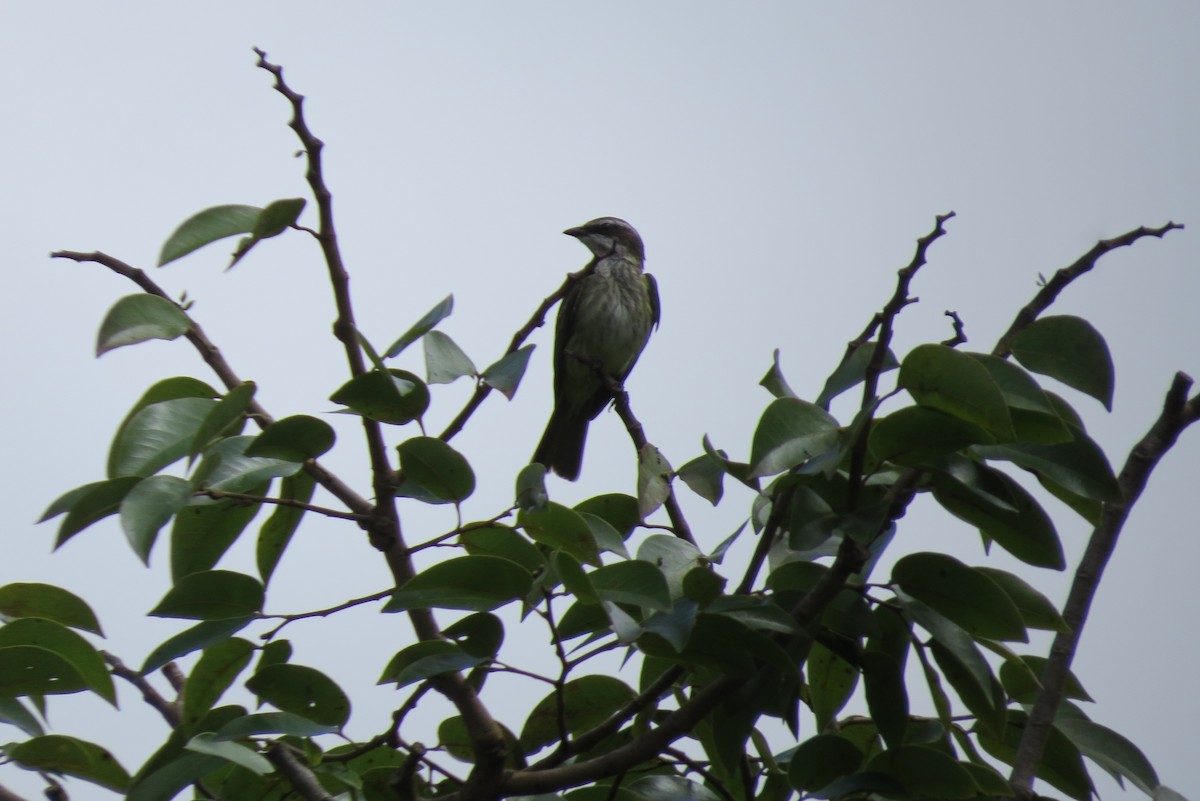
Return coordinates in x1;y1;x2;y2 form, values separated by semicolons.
562;226;586;238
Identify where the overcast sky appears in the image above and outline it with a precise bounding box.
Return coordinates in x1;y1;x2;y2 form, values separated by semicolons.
3;3;1198;799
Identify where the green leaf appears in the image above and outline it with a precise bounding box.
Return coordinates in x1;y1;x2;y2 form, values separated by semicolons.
460;524;545;573
677;452;725;505
227;198;308;269
108;396;217;477
519;502;601;567
969;353;1074;443
979;710;1094;801
0;583;102;635
47;477;141;548
128;753;226;801
396;436;475;504
637;444;673;518
579;512;630;559
0;645;88;696
189;381;255;457
8;735;131;792
257;472;316;585
246;415;335;462
150;570;264;620
96;294;191;356
213;711;338;740
589;561;672;611
245;663;351;728
170;490;265;580
1056;723;1156;799
869;406;994;465
184;733;272;775
120;475;194;564
749;398;840;477
574;494;641;539
787;734;863;792
192;435;303;494
974;567;1069;631
519;675;636;753
437;716;522;766
481;344;536;400
806;642;859;732
159;204;261;266
862;652;908;750
932;463;1065;570
383;556;532;612
385;294;454;358
0;619;114;704
975;431;1122;503
182;638;254;726
424;330;476;384
999;655;1092;704
140;617;253;674
1010;315;1115;410
0;697;44;737
893;553;1027;642
898;344;1015;440
816;342;900;409
444;612;505;659
895;591;994;700
378;641;487;688
329;369;430;424
865;745;978;798
636;535;706;599
759;348;799;399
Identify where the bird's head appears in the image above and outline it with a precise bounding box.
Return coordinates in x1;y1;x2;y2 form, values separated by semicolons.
564;217;645;264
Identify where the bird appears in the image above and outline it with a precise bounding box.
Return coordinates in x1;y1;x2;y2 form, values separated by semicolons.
532;217;660;481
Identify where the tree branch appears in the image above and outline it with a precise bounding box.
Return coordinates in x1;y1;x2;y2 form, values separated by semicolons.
0;782;35;801
992;221;1182;358
198;488;366;521
1009;371;1200;795
265;742;334;801
103;651;182;728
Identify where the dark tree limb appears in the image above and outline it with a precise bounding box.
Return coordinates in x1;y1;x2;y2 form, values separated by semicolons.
992;221;1182;358
265;742;334;801
0;782;35;801
103;651;182;728
1009;372;1200;796
611;388;695;544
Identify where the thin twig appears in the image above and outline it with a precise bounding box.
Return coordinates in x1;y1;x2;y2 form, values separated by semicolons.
102;651;182;728
941;310;967;347
260;587;395;640
199;488;366;521
1009;372;1200;795
992;221;1182;358
265;742;334;801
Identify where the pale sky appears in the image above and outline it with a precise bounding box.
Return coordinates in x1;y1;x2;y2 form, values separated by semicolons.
3;3;1198;799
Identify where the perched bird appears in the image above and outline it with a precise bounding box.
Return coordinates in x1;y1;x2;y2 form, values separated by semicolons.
533;217;660;481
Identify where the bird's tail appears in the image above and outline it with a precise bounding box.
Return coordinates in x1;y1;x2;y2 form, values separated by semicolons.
532;408;589;481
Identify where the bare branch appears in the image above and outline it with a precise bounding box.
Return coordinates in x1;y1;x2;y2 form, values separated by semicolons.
265;742;334;801
1010;371;1200;795
0;781;36;801
992;221;1183;358
198;488;366;521
103;651;181;728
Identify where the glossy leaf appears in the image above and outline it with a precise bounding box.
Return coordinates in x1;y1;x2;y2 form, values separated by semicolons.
806;642;858;732
245;415;335;462
158;204;260;266
898;344;1015;440
150;570;264;620
892;553;1028;642
227;198;307;269
975;432;1122;504
636;535;706;599
787;733;863;792
213;711;338;740
184;733;271;775
191;435;303;494
0;583;102;635
677;452;725;505
378;641;487;688
48;477;141;547
1056;717;1158;795
999;655;1092;704
128;753;225;801
0;645;88;696
519;675;636;752
396;436;475;504
862;651;908;750
245;663;351;727
1010;315;1115;410
588;560;672;611
0;697;43;737
579;512;630;559
424;330;476;384
974;567;1068;631
0;618;114;704
437;715;522;766
8;734;130;792
969;353;1073;443
140;617;253;675
460;524;545;572
481;344;535;400
979;710;1094;801
816;342;900;408
181;638;254;728
749;398;840;477
444;612;505;659
515;461;549;511
932;464;1065;570
96;294;191;356
519;502;601;567
383;555;532;612
329;368;429;424
637;443;672;518
108;397;216;477
865;745;978;798
385;294;454;358
759;348;799;399
257;472;316;585
575;493;641;539
120;475;193;564
189;381;255;458
895;591;994;701
869;406;994;465
170;489;265;580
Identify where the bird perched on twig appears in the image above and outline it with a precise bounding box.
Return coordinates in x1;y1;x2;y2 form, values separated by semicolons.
533;217;660;481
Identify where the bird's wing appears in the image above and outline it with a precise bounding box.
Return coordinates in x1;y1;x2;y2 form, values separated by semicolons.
552;271;587;397
646;272;661;330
